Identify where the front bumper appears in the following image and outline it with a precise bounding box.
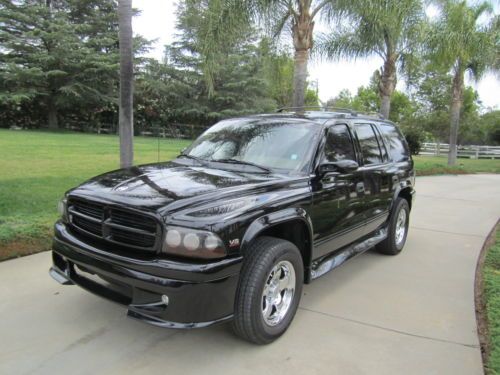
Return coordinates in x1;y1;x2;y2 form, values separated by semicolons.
51;221;242;328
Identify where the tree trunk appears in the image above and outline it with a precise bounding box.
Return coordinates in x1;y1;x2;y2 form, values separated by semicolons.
448;69;464;166
291;2;314;110
292;49;309;109
380;95;391;119
118;0;134;168
47;97;58;129
378;56;397;119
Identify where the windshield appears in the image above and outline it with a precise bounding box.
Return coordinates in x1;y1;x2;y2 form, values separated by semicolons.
182;118;320;173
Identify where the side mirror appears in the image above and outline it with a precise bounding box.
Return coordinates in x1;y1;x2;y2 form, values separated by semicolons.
318;160;359;175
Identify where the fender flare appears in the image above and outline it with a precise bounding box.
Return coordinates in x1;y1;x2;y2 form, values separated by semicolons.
240;207;314;264
390;180;415;213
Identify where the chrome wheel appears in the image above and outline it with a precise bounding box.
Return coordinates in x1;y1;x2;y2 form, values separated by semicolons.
395;209;407;246
261;260;296;327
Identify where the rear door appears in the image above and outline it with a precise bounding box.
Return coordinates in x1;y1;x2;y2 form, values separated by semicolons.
353;123;393;236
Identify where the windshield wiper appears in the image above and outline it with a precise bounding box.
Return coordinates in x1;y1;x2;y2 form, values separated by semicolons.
177;153;208;166
211;158;272;173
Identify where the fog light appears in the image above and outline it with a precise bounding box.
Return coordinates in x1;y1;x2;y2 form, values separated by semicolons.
183;233;200;251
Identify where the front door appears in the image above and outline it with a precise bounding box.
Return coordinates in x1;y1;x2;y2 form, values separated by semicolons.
311;124;366;259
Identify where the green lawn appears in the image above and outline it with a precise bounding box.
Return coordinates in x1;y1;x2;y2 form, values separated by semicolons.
484;228;500;374
0;129;499;260
413;155;500;175
0;129;191;259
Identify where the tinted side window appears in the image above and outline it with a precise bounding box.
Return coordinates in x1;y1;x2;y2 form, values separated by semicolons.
373;125;389;161
378;123;410;162
355;123;383;165
323;125;356;162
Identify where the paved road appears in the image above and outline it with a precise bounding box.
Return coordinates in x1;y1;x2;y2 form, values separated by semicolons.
1;174;499;375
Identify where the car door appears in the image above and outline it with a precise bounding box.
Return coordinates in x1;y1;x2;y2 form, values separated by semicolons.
311;123;367;259
353;123;393;236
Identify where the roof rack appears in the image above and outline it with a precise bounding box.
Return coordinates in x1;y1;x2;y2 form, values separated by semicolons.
276;106;357;115
364;111;386;120
276;106;386;120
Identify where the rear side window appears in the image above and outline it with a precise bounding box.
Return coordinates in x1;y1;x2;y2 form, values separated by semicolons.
354;124;383;165
323;124;356;162
378;123;410;162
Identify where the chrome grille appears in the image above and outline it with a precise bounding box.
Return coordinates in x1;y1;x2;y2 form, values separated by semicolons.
68;198;160;252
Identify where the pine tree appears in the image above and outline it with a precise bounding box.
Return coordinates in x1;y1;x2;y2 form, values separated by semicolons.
0;0;119;129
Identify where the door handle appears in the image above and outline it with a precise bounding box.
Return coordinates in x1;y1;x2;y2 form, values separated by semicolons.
322;172;340;184
356;182;365;193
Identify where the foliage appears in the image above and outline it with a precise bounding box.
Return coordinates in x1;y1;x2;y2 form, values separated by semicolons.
403;126;425;155
428;0;498;165
484;228;500;374
316;0;426;117
134;2;278;129
478;111;500;145
0;0;120;129
325;75;417;124
326;66;499;148
429;1;498;82
184;0;338;107
0;0;299;133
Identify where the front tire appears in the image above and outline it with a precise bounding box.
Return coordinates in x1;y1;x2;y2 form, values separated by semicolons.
232;236;303;345
376;197;410;255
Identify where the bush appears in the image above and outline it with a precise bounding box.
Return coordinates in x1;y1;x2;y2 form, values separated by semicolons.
403;128;425;155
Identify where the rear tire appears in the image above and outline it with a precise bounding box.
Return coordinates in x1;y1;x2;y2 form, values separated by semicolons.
232;236;303;345
376;197;410;255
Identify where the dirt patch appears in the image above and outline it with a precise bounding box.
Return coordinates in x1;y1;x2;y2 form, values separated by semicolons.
475;220;499;372
0;237;51;262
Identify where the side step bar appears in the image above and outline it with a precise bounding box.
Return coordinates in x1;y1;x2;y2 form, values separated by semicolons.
310;227;388;280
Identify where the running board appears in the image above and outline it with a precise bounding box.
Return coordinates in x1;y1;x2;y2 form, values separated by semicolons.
310;228;388;280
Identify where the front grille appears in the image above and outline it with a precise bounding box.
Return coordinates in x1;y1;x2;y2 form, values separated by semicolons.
72;215;102;236
110;208;157;232
68;198;160;253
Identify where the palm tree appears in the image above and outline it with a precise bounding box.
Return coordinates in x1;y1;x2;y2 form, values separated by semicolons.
430;1;498;166
316;0;425;119
194;0;336;109
118;0;134;168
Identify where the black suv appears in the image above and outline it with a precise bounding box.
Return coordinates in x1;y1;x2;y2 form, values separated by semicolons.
50;109;415;344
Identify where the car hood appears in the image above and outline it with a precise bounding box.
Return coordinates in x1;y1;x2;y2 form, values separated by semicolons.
68;161;293;212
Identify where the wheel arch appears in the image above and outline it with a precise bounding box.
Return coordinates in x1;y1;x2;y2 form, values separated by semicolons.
240;208;314;283
391;180;415;213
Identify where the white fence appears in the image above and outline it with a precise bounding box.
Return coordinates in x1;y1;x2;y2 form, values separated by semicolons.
420;143;500;159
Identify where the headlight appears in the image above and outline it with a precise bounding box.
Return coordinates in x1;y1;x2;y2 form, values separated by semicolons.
57;198;68;223
162;226;226;259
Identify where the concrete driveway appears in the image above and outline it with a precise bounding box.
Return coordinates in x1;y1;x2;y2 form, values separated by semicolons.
1;174;499;375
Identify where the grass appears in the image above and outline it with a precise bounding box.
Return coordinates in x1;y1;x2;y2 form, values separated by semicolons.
484;227;500;374
0;128;499;261
0;129;191;260
413;155;500;176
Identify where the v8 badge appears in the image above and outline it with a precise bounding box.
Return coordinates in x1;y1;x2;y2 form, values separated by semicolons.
229;238;240;248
